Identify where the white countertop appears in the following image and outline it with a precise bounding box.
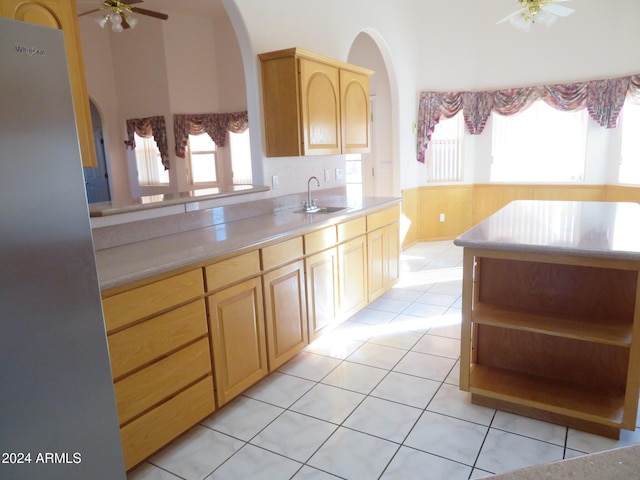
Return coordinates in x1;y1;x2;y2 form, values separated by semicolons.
95;197;400;291
489;444;640;480
454;200;640;260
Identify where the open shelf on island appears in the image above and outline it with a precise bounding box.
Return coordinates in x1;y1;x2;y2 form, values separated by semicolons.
472;303;633;347
469;364;626;436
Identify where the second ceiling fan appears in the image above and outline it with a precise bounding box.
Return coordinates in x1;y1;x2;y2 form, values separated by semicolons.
79;0;168;32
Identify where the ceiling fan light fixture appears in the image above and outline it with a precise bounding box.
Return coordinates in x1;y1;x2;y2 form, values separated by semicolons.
95;15;109;28
124;14;138;28
499;0;574;31
81;1;168;32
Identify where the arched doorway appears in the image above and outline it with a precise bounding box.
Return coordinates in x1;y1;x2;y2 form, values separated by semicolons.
83;100;111;203
347;31;396;198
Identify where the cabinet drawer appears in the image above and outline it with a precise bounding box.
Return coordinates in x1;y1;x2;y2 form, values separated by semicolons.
262;237;303;270
337;216;366;243
205;250;261;292
108;300;207;379
114;338;212;425
119;375;215;470
304;226;337;254
367;205;400;231
103;269;204;332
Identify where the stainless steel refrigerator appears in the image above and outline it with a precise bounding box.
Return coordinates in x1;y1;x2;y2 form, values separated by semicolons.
0;17;126;480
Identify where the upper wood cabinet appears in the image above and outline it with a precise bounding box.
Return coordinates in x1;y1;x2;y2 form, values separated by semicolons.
1;0;97;167
259;48;373;157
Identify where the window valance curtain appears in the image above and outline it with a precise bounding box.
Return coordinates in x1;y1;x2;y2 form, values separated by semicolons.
417;74;640;163
174;111;249;158
124;116;169;169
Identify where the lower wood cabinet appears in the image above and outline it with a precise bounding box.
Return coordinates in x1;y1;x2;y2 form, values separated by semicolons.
101;203;401;470
207;277;268;407
101;270;213;471
368;222;400;302
305;247;340;341
338;235;368;319
263;259;308;370
119;376;215;469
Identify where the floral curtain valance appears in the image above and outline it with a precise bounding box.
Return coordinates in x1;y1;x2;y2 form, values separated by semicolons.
174;111;249;158
124;116;170;169
417;74;640;163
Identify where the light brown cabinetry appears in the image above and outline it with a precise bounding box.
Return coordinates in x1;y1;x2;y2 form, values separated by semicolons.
100;202;402;469
1;0;96;167
367;206;401;302
304;226;340;341
102;269;213;470
262;238;308;370
460;248;640;439
205;251;267;407
259;48;373;157
340;69;371;153
337;217;369;319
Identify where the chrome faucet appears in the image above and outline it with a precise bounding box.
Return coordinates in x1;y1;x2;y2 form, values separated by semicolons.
303;176;320;212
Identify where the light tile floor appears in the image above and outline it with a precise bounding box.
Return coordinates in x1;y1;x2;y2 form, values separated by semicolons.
128;241;640;480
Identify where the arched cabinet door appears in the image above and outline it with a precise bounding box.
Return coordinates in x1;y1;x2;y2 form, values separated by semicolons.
341;69;370;153
1;1;97;167
299;58;341;155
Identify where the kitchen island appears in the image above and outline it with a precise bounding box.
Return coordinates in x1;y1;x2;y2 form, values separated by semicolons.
454;200;640;439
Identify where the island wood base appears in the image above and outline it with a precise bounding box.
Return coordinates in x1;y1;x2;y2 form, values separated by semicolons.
459;247;640;440
471;393;622;439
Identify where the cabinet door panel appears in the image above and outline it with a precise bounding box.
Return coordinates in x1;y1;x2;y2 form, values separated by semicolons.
367;229;386;302
385;223;400;287
338;236;368;319
263;260;308;370
1;0;96;167
306;248;340;341
208;278;268;406
341;69;370;153
299;58;341;155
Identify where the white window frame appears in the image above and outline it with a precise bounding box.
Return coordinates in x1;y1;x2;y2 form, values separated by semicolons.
426;112;464;182
133;132;169;186
187;133;220;186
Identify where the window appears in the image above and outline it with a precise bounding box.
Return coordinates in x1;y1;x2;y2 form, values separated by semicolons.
188;133;218;184
427;113;464;182
619;102;640;185
134;132;169;185
491;101;587;182
229;130;252;184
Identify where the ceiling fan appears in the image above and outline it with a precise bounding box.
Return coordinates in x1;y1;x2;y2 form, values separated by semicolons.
498;0;574;32
79;1;168;32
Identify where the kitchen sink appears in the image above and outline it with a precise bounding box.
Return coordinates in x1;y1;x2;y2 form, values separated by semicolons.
295;206;349;214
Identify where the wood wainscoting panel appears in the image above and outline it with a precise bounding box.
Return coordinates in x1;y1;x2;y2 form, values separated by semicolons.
401;187;419;248
605;185;640;203
417;185;473;241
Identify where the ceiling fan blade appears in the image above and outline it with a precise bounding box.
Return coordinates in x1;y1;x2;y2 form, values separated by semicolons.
78;8;101;17
497;7;526;24
121;14;132;29
542;4;575;17
130;6;168;20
